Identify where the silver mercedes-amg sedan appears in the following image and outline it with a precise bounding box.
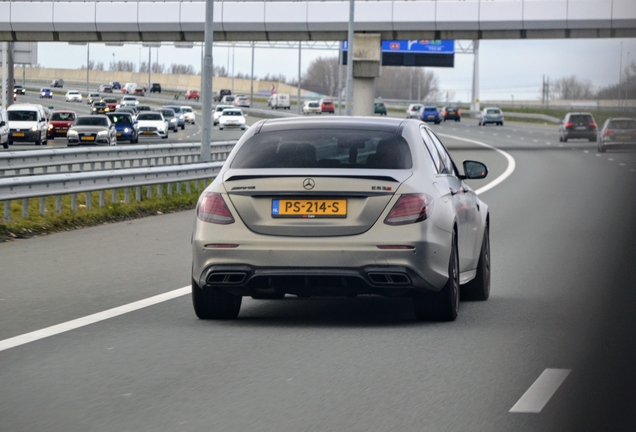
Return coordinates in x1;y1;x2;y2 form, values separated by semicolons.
192;117;490;321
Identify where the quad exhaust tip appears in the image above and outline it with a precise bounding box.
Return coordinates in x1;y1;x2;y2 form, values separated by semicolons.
367;272;411;285
206;272;247;285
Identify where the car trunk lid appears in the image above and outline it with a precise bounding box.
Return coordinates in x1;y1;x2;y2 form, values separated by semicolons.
222;169;411;237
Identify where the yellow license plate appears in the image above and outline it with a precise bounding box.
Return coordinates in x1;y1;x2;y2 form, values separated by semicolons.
116;133;122;137
144;131;154;135
13;132;24;137
81;136;94;141
272;199;347;218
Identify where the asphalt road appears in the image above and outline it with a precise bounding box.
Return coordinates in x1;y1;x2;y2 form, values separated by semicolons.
1;117;636;431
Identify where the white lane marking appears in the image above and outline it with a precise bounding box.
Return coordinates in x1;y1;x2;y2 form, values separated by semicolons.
0;286;190;353
510;369;571;413
438;133;516;196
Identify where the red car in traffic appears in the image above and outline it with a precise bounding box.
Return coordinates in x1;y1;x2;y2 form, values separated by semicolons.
320;98;335;114
47;111;76;139
185;90;200;101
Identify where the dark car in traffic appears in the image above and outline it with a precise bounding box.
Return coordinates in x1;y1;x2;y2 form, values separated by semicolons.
91;101;109;115
47;110;76;139
150;83;162;93
442;106;461;122
51;79;64;88
597;118;636;153
110;81;121;90
107;112;138;144
214;89;232;102
420;106;441;124
559;112;597;142
67;115;116;146
374;101;387;115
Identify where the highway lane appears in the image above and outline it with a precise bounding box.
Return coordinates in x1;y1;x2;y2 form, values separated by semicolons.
1;120;636;431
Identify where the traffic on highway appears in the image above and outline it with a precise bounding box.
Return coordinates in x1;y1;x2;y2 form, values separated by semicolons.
2;87;636;431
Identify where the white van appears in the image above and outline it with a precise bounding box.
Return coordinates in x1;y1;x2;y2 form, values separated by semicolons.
0;107;9;149
7;103;48;146
268;93;291;110
123;83;137;94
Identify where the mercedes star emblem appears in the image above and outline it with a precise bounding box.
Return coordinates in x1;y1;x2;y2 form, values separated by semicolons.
303;178;315;190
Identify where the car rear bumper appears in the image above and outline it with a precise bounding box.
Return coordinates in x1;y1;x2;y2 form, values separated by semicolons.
565;130;596;139
600;140;636;148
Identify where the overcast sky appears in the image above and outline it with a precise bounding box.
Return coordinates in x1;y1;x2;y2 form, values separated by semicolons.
37;37;636;103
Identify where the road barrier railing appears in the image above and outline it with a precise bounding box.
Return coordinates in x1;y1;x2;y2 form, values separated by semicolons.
1;162;223;222
0;141;237;177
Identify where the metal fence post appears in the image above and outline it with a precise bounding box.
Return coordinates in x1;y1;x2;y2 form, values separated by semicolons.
39;197;46;216
3;201;10;222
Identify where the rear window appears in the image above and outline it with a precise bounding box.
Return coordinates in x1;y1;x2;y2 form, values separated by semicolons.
138;113;162;121
158;110;174;117
222;111;242;116
608;119;636;129
108;114;132;124
8;111;38;121
51;112;75;121
424;107;438;112
570;114;594;123
76;117;108;126
231;129;412;170
486;108;501;114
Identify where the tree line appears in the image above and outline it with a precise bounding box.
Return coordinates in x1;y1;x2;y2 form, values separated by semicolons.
548;61;636;100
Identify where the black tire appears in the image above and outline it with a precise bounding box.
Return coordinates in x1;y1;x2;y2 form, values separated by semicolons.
192;279;242;319
563;135;568;142
589;137;596;142
35;135;42;146
598;145;606;153
219;127;223;130
461;222;490;301
457;118;460;122
559;135;563;142
181;124;185;130
413;230;459;321
2;141;7;149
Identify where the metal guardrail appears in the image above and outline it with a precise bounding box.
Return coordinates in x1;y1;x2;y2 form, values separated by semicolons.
1;162;224;222
0;141;236;177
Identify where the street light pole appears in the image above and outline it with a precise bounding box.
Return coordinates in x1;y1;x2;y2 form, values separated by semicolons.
86;44;90;93
345;0;354;116
200;0;215;162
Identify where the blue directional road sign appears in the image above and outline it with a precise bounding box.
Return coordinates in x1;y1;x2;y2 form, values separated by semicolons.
342;40;455;67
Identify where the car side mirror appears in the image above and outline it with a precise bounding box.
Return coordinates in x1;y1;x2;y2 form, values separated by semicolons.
462;160;488;180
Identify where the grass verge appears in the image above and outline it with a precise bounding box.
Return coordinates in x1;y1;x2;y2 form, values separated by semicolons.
0;182;203;241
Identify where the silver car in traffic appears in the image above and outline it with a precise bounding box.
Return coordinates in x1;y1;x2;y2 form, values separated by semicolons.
191;117;491;321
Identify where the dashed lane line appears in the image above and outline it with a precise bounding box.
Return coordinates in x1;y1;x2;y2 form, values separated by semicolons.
509;369;571;413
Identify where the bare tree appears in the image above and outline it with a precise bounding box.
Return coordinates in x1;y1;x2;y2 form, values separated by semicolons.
376;67;439;101
80;60;104;71
596;60;636;100
169;63;196;75
109;60;136;72
551;75;595;100
302;56;339;97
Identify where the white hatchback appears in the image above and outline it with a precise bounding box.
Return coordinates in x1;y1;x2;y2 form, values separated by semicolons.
65;90;82;102
218;108;246;130
182;106;196;124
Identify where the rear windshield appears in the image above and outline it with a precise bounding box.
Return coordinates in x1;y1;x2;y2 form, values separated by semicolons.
75;117;108;126
424;107;437;112
138;113;163;121
51;112;75;121
41;88;51;92
157;110;174;117
8;111;38;121
108;114;133;124
570;114;593;123
222;111;242;116
486;108;501;114
104;99;117;103
608;119;636;129
216;106;231;112
182;107;193;113
231;129;412;170
165;106;182;113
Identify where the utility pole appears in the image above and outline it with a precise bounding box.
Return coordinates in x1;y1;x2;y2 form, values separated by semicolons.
7;42;14;107
618;42;623;107
337;43;343;115
345;0;354;116
250;42;255;108
86;43;90;93
297;42;302;114
2;42;6;109
200;0;215;162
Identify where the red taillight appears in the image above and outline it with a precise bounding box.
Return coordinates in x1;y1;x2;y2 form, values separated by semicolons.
589;122;597;128
384;194;434;226
457;109;461;115
565;122;574;128
604;129;614;136
444;110;448;116
197;193;235;224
